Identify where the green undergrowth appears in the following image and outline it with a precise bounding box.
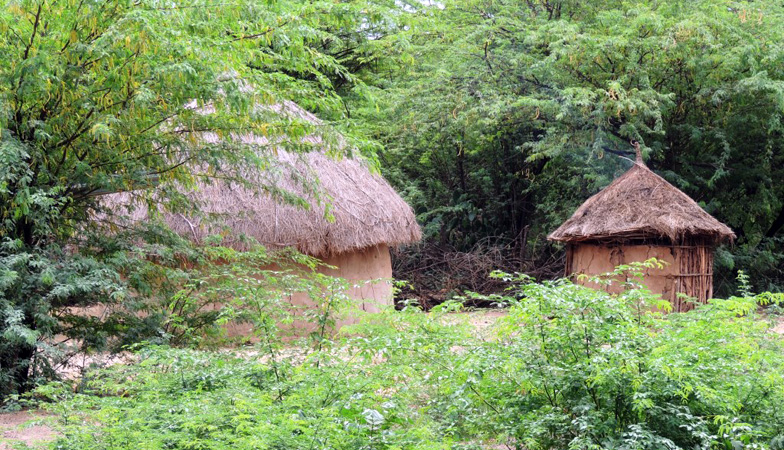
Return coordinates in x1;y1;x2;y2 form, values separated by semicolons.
30;263;784;450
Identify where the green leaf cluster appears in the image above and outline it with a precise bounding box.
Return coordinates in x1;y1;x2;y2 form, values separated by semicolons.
354;0;784;294
38;269;784;450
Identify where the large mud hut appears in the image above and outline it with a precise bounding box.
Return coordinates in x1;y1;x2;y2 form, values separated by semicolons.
548;148;735;311
105;102;421;324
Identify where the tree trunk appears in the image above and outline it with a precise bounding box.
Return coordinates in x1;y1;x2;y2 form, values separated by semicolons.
2;343;36;399
765;205;784;238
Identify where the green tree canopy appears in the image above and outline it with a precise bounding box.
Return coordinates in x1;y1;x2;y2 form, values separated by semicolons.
0;0;409;399
356;0;784;294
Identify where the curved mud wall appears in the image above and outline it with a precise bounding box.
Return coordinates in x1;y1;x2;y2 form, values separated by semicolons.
225;243;394;336
320;243;393;313
567;243;713;312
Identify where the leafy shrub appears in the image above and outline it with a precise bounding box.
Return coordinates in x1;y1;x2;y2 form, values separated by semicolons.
353;264;784;449
35;345;455;450
34;265;784;450
480;267;784;449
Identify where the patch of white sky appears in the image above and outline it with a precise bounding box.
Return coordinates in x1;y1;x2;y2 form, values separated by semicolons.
358;0;443;36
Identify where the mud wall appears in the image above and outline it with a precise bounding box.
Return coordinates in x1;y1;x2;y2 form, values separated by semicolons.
321;243;393;313
223;243;394;336
71;244;394;340
567;243;713;312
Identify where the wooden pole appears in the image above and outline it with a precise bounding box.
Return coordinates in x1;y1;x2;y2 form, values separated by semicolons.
632;140;643;165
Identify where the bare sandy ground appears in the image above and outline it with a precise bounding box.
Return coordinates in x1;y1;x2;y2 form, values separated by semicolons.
773;318;784;335
0;410;55;450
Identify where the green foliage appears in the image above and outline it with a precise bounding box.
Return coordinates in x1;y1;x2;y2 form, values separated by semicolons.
352;0;784;295
0;0;413;400
482;271;784;449
37;335;456;449
0;219;355;402
36;270;784;450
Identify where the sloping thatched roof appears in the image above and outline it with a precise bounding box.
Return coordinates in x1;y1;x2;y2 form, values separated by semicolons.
106;102;421;257
548;160;735;244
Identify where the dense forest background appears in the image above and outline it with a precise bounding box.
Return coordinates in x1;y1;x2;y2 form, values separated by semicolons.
2;0;784;397
319;0;784;300
4;1;784;443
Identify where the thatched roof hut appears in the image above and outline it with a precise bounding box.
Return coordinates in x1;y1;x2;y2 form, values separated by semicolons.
149;148;421;257
548;150;734;310
110;101;420;256
549;155;734;244
107;101;420;313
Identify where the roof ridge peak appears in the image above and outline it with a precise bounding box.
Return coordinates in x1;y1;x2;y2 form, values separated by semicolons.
546;147;736;243
632;140;644;165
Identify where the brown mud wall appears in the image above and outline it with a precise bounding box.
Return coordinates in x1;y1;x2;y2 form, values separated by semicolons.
68;244;394;340
567;243;713;312
224;243;394;336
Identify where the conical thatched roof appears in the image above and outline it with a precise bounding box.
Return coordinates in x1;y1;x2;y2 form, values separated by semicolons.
548;160;735;244
105;102;421;257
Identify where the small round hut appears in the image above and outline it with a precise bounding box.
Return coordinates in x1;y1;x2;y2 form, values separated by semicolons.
548;150;734;311
159;149;421;312
106;102;421;318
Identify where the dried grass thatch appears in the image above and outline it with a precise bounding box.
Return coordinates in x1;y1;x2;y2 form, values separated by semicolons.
548;160;735;244
105;102;421;257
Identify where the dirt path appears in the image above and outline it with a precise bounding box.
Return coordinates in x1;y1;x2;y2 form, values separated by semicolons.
0;410;55;450
774;316;784;334
466;308;507;335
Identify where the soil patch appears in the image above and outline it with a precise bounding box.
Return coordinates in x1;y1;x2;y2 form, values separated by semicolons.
773;316;784;335
0;410;56;450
